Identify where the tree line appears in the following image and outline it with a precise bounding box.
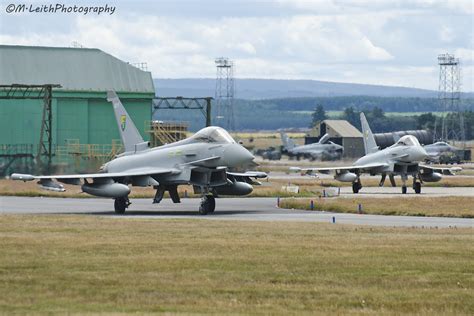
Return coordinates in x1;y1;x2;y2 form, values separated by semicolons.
152;96;474;139
310;104;474;139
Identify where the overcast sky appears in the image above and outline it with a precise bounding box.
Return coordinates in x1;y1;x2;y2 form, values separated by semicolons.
1;0;473;91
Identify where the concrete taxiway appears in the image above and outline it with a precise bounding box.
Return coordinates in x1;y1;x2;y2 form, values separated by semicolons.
0;196;472;228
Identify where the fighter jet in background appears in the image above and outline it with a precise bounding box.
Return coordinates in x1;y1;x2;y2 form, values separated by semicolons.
12;91;266;214
280;132;343;161
424;141;462;163
291;113;460;194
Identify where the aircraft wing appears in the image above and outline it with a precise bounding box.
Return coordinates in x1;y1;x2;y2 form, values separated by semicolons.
419;165;462;175
291;162;389;175
11;168;178;185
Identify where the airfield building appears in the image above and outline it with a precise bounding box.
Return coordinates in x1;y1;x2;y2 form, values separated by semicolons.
308;120;364;158
0;45;154;174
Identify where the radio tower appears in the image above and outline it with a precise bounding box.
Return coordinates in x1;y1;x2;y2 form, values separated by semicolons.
436;53;465;144
215;57;235;130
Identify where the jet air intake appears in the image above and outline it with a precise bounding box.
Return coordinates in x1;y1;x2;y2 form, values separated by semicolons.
82;182;130;198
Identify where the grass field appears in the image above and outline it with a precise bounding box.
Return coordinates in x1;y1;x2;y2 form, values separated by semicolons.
280;197;474;218
0;215;472;314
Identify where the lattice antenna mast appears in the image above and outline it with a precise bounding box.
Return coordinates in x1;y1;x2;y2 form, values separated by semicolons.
437;53;464;144
215;57;235;130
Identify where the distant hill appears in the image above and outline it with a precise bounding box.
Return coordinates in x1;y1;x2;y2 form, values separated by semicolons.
154;78;461;99
152;78;474;132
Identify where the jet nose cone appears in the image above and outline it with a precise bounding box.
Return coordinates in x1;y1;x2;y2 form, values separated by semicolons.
417;147;429;161
223;144;255;167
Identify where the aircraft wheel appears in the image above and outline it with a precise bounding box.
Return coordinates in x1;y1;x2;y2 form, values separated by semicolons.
352;181;361;194
199;195;215;215
207;195;216;213
414;182;421;194
114;197;128;214
402;186;407;194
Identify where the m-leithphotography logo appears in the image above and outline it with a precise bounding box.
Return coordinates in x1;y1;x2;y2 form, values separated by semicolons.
5;3;116;15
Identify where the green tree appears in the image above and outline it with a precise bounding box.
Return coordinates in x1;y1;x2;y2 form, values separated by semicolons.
371;106;385;119
417;113;436;130
342;106;360;129
310;104;327;127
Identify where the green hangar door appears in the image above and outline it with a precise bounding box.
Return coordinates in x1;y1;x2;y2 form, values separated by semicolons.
0;44;155;175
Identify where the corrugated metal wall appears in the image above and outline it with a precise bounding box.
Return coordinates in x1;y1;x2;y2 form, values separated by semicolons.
0;91;152;175
0;92;151;146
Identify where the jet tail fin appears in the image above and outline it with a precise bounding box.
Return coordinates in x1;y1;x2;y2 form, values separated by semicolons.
280;132;296;150
360;112;378;154
318;133;330;144
107;91;148;153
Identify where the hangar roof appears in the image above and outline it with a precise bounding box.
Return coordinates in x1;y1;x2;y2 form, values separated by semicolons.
320;120;363;138
0;45;154;93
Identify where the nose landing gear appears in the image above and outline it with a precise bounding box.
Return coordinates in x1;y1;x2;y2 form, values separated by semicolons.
413;175;422;194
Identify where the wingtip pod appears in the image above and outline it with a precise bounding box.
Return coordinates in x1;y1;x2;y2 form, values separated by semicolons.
11;173;35;181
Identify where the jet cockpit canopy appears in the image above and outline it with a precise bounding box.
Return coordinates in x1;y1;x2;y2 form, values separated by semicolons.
188;126;236;144
395;135;421;147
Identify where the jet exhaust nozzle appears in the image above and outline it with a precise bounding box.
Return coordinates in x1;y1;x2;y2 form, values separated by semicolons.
82;182;130;198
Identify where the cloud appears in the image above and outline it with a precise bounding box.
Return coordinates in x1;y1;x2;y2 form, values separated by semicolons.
0;0;472;91
278;0;473;15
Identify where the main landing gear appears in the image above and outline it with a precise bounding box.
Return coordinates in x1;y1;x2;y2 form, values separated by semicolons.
352;180;362;194
199;194;215;215
412;176;422;194
114;196;131;214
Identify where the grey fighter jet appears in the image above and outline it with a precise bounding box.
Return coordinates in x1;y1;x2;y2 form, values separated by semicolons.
11;91;266;214
291;113;460;194
424;141;462;163
280;132;343;161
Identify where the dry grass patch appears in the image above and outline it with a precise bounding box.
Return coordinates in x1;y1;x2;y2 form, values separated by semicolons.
0;179;319;199
0;216;472;314
233;132;305;150
281;196;474;218
314;176;474;188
